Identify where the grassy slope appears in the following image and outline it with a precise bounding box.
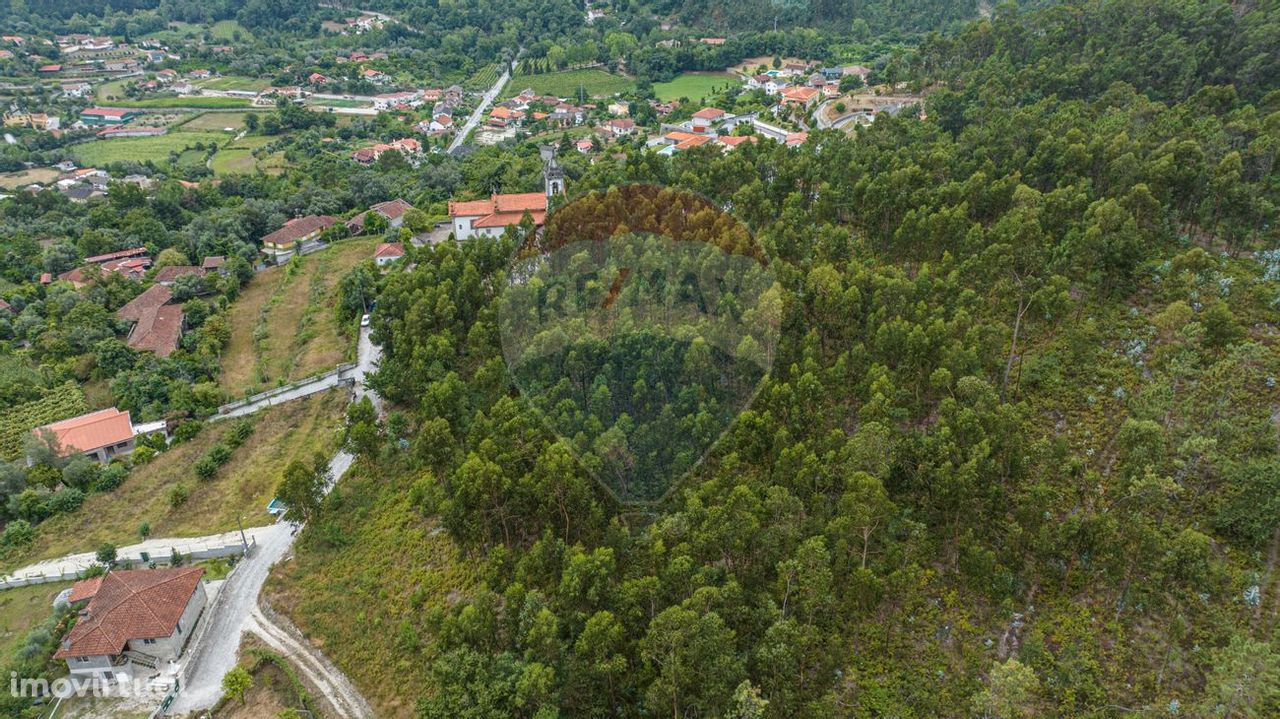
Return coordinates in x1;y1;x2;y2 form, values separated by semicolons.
0;581;69;660
0;391;346;572
71;131;227;166
267;460;473;718
210;135;282;175
220;239;374;397
508;69;634;98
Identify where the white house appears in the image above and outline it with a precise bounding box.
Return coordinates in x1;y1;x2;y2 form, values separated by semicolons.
55;567;207;681
449;192;547;240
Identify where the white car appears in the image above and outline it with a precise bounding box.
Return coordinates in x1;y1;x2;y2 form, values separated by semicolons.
360;313;371;327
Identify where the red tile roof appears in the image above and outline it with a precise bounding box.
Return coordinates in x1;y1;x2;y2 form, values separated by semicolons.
117;285;172;322
692;107;725;120
374;242;405;258
34;408;133;454
152;265;205;283
55;568;204;659
200;256;225;270
67;576;102;604
86;247;148;264
449;193;548;229
261;215;336;247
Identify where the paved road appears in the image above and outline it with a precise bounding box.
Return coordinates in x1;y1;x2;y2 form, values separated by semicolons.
0;527;269;587
448;59;514;153
169;327;379;715
213;367;355;421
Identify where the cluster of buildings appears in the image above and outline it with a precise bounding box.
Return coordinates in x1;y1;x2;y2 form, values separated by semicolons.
350;137;422;164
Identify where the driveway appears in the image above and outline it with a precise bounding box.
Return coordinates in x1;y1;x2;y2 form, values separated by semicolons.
169;329;378;714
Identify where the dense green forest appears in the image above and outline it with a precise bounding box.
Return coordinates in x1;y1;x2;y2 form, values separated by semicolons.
264;0;1280;717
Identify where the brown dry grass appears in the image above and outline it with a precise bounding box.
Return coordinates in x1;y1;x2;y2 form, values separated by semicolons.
1;391;346;571
220;239;375;398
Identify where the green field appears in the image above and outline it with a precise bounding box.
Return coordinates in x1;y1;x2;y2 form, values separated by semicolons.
653;72;743;102
72;131;227;166
196;75;271;92
211;20;251;40
112;96;252;109
210;135;289;175
143;19;251;44
95;77;129;102
465;63;500;90
508;69;634;99
0;582;70;660
180;110;261;131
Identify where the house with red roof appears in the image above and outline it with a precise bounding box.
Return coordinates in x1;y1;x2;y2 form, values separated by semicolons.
260;215;337;259
55;567;207;680
780;86;820;107
374;242;406;266
689;107;726;133
488;106;524;128
31;408;136;463
346;198;415;233
80;107;142;126
449;192;548;240
117;284;184;357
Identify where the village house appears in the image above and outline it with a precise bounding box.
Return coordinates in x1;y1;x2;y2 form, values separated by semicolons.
152;265;205;286
780;86;820;107
55;567;207;681
576;138;595;154
187;69;211;80
688;107;726;133
31;408;137;463
374;242;406;266
421;114;453;133
351;138;422;164
488;106;524;128
449;193;548;240
201;256;227;274
260;215;337;260
86;246;147;264
717;134;758;151
607;101;630;117
116;284;183;357
602;118;636;137
346;198;415;233
362;68;388;84
61;82;92;98
372;90;422;110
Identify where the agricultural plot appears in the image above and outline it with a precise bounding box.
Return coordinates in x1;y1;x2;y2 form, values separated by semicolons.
0;382;88;460
112;96;252;109
0;167;58;189
210;135;286;175
653;72;743;102
196;75;271;92
219;238;375;396
465;63;500;90
508;69;634;99
180;110;259;132
72;131;228;166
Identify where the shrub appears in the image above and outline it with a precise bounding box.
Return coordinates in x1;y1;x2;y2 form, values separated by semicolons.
138;521;151;539
207;442;233;465
169;483;189;508
47;487;85;515
1;519;34;548
171;420;203;444
93;463;128;493
226;419;254;448
95;543;117;566
131;445;158;465
194;456;219;481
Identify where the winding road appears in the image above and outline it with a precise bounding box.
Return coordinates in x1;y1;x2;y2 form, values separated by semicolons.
167;325;380;715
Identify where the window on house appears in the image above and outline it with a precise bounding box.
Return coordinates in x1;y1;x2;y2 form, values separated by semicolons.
142;638;156;645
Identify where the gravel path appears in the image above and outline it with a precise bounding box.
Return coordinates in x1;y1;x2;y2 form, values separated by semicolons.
169;326;378;715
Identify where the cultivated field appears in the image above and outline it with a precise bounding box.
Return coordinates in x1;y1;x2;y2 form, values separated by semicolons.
0;391;346;572
112;96;252;109
219;238;375;396
210;135;288;175
653;72;743;102
196;75;272;92
181;110;262;131
508;68;634;98
0;167;57;189
71;130;227;166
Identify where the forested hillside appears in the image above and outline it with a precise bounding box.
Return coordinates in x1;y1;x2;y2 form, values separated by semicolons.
263;0;1280;716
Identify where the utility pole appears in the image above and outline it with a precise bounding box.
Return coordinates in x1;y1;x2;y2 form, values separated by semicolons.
236;515;249;555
